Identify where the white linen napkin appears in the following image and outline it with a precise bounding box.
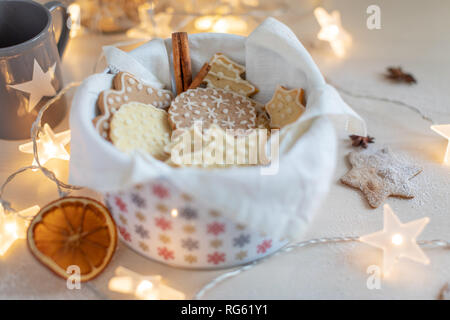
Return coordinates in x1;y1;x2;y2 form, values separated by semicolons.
70;18;366;240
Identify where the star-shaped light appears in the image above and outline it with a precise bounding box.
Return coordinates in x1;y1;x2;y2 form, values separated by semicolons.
314;7;352;57
108;266;185;300
19;123;70;167
67;3;82;38
431;124;450;164
8;59;56;113
360;204;430;275
0;204;40;256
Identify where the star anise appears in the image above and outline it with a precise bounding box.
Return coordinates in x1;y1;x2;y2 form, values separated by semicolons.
349;135;375;149
385;67;417;84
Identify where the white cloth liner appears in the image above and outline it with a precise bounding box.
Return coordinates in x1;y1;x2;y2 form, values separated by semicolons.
69;18;366;240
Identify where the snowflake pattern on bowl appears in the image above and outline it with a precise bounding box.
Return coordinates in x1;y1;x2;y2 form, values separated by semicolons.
233;234;250;248
135;225;149;239
181;238;199;251
180;207;198;220
104;179;288;269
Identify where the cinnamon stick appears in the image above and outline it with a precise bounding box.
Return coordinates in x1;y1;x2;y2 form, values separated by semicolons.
172;33;183;95
179;33;192;90
188;63;211;90
172;32;192;95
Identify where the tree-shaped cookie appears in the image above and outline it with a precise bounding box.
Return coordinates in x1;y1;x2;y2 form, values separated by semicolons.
203;53;258;97
265;86;306;129
93;72;173;140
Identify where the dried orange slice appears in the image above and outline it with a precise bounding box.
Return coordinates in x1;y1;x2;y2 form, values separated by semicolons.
27;197;117;282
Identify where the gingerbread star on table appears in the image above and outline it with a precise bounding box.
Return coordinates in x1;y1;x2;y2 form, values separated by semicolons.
340;148;422;208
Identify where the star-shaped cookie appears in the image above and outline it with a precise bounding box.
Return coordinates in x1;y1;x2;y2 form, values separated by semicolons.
340;148;422;208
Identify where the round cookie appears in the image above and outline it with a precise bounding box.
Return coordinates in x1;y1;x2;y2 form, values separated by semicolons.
110;102;171;160
164;124;265;168
168;87;256;132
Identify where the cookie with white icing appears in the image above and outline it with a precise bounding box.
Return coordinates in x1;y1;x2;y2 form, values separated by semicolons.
203;53;258;97
110;102;171;160
168;87;256;132
265;86;306;129
340;148;422;208
93;72;173;140
164;124;266;168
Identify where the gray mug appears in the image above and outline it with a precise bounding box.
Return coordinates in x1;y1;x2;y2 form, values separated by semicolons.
0;0;70;140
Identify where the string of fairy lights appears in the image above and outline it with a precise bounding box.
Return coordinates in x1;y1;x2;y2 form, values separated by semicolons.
0;6;448;300
195;234;450;299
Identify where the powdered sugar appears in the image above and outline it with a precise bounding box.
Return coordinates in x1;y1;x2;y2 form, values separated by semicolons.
341;147;423;208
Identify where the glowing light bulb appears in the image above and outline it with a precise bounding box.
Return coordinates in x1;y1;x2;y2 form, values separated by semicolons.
391;234;403;246
194;15;248;35
19;123;70;167
209;16;248;35
314;7;352;57
171;209;178;218
328;25;339;37
135;280;159;300
108;266;185;300
67;3;82;38
212;18;229;33
108;276;134;294
360;204;430;276
4;222;17;235
137;280;153;291
195;16;215;31
431;124;450;165
0;204;40;256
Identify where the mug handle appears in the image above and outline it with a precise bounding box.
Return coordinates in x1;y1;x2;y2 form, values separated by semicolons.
44;1;70;58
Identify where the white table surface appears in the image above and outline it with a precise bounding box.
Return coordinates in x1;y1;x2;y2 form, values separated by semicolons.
1;0;449;299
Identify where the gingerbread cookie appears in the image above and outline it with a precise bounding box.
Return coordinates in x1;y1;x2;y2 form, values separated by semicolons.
109;102;171;160
168;87;256;132
165;124;265;168
93;72;173;139
256;111;271;131
265;86;306;129
251;99;265;114
203;53;258;97
340;148;422;208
